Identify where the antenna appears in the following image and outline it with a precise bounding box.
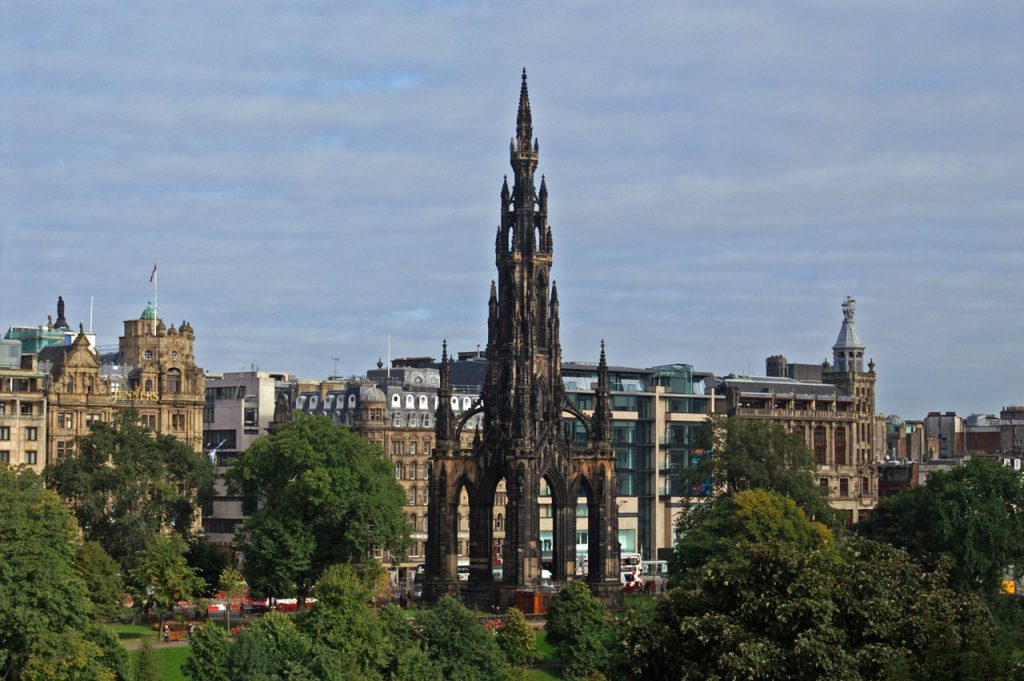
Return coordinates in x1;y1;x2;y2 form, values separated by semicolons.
331;357;339;376
89;297;94;333
387;335;391;380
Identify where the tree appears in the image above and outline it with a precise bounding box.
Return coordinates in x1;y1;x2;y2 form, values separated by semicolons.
545;580;612;681
416;597;512;681
132;640;160;681
78;541;127;620
218;566;246;634
297;564;392;680
684;414;837;524
671;489;832;584
0;467;126;680
495;607;541;669
183;625;230;681
129;534;205;633
228;611;312;680
862;456;1024;595
227;415;409;606
616;538;1014;681
46;409;216;574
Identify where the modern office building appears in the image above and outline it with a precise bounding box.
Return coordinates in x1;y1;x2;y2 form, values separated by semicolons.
201;370;294;552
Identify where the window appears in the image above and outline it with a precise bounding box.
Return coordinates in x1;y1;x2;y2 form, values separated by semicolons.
0;427;8;441
540;504;552;518
0;451;8;463
408;487;417;505
410;441;418;455
839;478;849;497
25;427;38;441
141;414;156;430
814;426;827;466
86;413;102;425
20;402;33;416
172;414;186;430
391;441;404;455
171;351;178;359
409;461;418;479
144;379;153;392
395;462;403;479
57;412;73;429
391;394;401;407
495;513;504;531
0;402;5;415
540;532;553;553
576;531;589;547
165;370;180;394
144;350;153;360
405;395;414;409
576;504;588;517
419;395;428;410
56;441;71;460
86;377;94;393
495;491;507;506
25;451;37;465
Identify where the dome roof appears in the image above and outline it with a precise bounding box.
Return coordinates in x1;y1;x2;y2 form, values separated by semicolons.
140;301;157;321
359;386;387;404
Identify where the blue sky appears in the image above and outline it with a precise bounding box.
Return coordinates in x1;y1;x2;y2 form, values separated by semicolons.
2;1;1022;419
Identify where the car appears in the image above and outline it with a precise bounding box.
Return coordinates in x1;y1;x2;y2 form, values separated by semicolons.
457;565;470;581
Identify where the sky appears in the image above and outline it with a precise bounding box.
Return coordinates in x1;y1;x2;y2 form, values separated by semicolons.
1;1;1022;419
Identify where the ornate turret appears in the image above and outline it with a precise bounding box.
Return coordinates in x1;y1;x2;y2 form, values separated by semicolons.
832;296;866;373
434;340;455;444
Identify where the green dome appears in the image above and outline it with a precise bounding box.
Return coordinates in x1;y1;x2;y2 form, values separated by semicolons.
140;301;157;320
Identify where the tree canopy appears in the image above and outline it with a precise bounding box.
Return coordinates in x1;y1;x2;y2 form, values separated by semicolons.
129;534;205;630
227;415;409;603
671;489;833;584
0;467;127;681
45;408;216;574
684;414;837;524
619;537;1015;681
861;456;1024;595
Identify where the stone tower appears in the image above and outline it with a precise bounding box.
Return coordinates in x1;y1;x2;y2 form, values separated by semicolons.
423;71;620;607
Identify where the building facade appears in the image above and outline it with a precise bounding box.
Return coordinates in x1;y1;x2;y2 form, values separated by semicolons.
0;340;48;472
717;297;882;524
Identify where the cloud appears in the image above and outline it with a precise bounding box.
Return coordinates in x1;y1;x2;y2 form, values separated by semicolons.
2;1;1022;417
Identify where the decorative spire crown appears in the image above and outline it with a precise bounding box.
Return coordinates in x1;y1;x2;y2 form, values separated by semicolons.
516;68;532;145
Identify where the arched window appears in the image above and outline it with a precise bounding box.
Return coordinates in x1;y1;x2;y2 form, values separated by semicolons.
410;461;418;480
422;516;429;532
422;413;431;428
451;396;460;411
86;377;94;394
308;395;319;409
410;513;417;527
495;513;504;531
391;394;401;407
418;395;428;410
408;488;417;505
66;375;74;392
144;378;153;392
324;395;334;409
395;462;404;479
349;394;357;408
405;394;414;409
462;397;472;410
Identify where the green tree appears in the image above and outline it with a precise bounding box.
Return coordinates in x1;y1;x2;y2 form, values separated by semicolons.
228;611;312;680
0;467;126;680
495;607;540;669
227;415;409;606
297;564;391;680
129;534;205;633
183;625;230;681
417;597;512;681
46;409;216;574
545;581;612;681
218;566;246;633
186;540;232;597
78;540;127;620
132;640;160;681
684;414;837;524
861;456;1024;595
616;538;1013;681
671;489;832;584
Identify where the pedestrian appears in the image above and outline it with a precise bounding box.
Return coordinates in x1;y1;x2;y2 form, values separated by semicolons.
187;622;194;643
162;624;170;643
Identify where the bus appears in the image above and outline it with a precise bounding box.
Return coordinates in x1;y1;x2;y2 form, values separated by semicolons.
620;552;642;592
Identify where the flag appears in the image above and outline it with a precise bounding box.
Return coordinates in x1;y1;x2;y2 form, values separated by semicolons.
149;262;157;282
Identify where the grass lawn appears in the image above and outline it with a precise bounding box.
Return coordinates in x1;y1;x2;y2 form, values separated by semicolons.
131;645;190;681
110;622;158;643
